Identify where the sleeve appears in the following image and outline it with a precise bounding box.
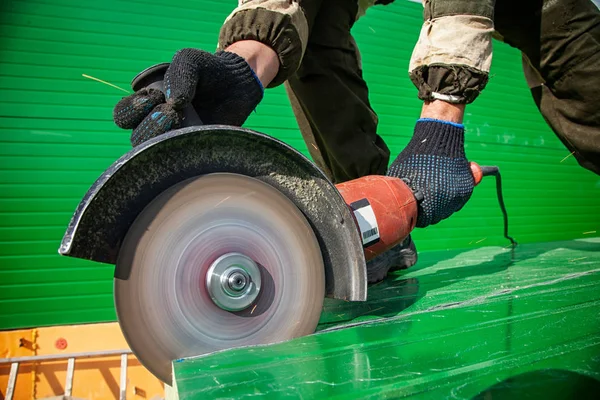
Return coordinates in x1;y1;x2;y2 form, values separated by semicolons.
217;0;310;88
408;0;496;104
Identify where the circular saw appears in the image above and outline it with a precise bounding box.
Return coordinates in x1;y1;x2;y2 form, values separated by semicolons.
58;62;514;386
114;172;324;383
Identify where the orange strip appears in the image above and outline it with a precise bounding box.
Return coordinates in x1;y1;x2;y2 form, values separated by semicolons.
1;322;164;400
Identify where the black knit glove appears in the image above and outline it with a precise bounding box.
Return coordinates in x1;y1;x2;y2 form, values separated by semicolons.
387;119;474;228
113;48;264;147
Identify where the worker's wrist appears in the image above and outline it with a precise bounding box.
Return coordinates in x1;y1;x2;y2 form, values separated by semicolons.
225;40;280;89
420;100;465;124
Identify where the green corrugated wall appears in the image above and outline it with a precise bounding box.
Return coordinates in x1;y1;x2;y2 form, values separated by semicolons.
0;0;598;330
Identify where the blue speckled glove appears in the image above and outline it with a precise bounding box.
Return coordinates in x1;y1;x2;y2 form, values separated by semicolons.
113;48;264;147
387;118;474;228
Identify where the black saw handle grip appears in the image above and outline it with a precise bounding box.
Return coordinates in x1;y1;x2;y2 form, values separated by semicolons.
130;62;204;127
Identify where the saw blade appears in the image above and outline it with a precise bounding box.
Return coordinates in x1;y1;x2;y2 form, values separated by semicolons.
114;173;325;385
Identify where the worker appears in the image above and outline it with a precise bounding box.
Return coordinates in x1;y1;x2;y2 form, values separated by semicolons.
112;0;600;283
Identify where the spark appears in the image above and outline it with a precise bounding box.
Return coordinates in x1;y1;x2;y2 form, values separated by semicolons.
476;237;487;244
583;231;597;235
569;257;587;263
356;307;384;318
82;74;130;93
370;279;384;287
213;196;231;208
250;304;257;314
560;151;575;163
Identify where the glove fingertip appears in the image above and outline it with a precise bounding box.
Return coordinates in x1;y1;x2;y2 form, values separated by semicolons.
164;48;209;107
113;88;165;129
130;103;181;147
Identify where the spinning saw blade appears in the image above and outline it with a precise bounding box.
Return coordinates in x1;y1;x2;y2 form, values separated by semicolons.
114;173;325;385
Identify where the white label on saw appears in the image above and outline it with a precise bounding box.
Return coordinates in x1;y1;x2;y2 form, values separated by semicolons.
352;202;380;246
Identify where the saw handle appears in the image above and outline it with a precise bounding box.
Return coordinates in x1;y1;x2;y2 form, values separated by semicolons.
337;161;515;262
130;63;204;127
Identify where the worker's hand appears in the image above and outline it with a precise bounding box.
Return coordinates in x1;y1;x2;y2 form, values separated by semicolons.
113;48;264;147
387;118;474;228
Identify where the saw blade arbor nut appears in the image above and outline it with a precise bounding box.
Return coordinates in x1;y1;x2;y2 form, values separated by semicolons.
206;252;262;312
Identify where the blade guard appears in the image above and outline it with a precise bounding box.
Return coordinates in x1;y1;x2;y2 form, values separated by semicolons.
58;65;369;302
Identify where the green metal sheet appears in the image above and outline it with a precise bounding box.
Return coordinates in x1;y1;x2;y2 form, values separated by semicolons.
0;0;598;330
172;238;600;399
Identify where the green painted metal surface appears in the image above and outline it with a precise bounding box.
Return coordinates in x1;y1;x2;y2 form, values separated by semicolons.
0;0;598;330
172;238;600;399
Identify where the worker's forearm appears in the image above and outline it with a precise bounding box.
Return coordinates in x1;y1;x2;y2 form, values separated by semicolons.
420;100;465;124
225;40;280;88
